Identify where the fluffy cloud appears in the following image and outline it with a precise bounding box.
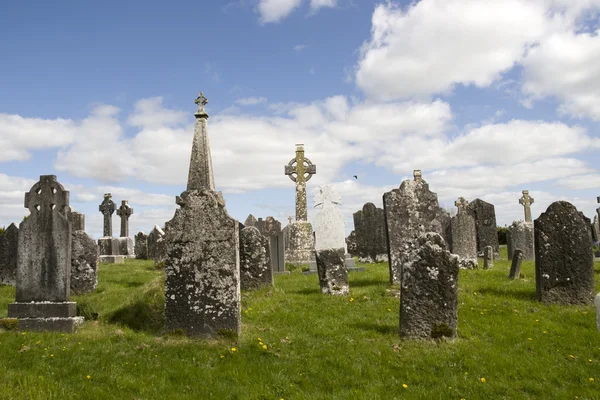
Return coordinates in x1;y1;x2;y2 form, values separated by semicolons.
310;0;337;11
257;0;303;23
235;97;268;106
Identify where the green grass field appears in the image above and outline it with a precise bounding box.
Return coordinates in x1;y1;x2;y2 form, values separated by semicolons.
1;248;599;400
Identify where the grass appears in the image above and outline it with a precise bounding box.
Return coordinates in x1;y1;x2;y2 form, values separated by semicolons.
0;248;599;399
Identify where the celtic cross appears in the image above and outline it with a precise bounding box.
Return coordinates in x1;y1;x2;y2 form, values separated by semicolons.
519;190;534;222
24;175;70;217
285;144;316;221
116;200;134;237
99;193;116;237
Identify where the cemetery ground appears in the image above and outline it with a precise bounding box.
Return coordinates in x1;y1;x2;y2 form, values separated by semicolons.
0;249;599;400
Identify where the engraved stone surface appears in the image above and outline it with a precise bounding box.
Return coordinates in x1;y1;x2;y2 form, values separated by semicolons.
534;201;595;305
285;144;316;222
519;190;534;223
99;193;116;238
399;233;459;340
483;245;493;270
353;203;388;263
315;248;349;295
508;220;535;261
116;200;134;238
509;249;523;280
134;232;148;259
383;171;443;284
239;226;272;290
450;197;477;270
70;230;99;294
467;198;499;257
0;223;18;286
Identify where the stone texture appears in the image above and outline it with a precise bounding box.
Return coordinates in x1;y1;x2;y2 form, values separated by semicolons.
99;193;116;238
346;231;358;257
314;185;346;250
117;200;134;238
153;237;167;268
315;248;349;295
67;211;85;232
98;237;119;256
244;214;258;227
519;190;535;222
0;223;18;286
596;293;600;332
352;203;388;263
147;225;165;260
100;255;125;264
509;250;523;280
483;245;493;270
284;221;313;264
239;226;272;289
164;93;240;337
285;144;316;222
508;220;535;261
70;231;98;294
118;237;134;258
467;198;499;258
383;171;444;284
399;233;459;340
450;198;477;270
534;201;595;305
260;216;286;274
8;175;83;332
134;232;148;259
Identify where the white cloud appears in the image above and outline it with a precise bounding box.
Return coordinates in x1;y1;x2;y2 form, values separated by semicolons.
257;0;303;23
235;97;268;106
127;97;187;128
294;44;307;51
310;0;337;11
556;173;600;190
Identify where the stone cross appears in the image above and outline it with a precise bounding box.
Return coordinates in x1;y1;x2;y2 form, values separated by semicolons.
455;197;469;213
519;190;534;222
186;91;215;193
99;193;116;237
288;216;292;225
596;196;600;222
285;144;317;221
116;200;134;238
194;91;208;117
314;185;341;209
413;170;422;182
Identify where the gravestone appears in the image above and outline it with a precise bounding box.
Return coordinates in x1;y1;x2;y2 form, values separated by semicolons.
534;201;594;305
260;216;286;274
383;170;443;284
68;211;85;232
519;190;534;222
134;232;148;259
596;293;600;332
0;223;18;285
244;214;258;228
508;249;523;279
467;198;499;258
67;209;98;294
239;226;272;290
164;92;241;337
346;231;358;257
450;197;477;269
7;175;83;332
399;233;459;340
284;144;316;265
508;220;534;261
483;245;493;270
116;200;134;257
353;202;388;263
315;248;348;295
98;193;122;263
147;225;165;260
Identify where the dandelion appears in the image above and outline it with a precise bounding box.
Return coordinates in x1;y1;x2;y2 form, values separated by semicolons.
21;332;26;335
257;337;262;341
543;331;547;334
349;298;354;302
50;354;54;357
387;308;391;312
402;384;408;389
569;355;575;359
259;342;264;346
480;377;486;383
86;375;91;379
590;378;595;382
535;319;539;322
231;347;237;352
527;338;532;341
220;355;224;359
589;359;593;363
36;340;41;345
262;345;267;350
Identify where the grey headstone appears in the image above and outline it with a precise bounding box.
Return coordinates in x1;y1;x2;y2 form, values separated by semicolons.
450;197;477;270
263;216;282;236
7;175;83;332
68;211;85;232
595;293;600;332
99;193;116;237
239;226;273;290
399;233;459;340
147;225;165;260
383;171;443;284
244;214;258;227
315;248;349;295
506;229;513;260
284;221;313;265
262;216;286;274
346;231;358;257
0;223;18;286
483;245;493;270
534;201;595;305
153;237;167;268
467;199;500;258
508;220;534;260
508;249;523;279
98;237;119;256
134;232;148;259
353;203;388;263
70;231;99;294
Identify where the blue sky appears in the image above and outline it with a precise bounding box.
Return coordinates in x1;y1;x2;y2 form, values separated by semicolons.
2;0;600;238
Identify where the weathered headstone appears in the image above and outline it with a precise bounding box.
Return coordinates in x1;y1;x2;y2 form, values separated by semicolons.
596;293;600;332
0;223;18;286
519;190;534;222
260;216;286;274
147;225;165;260
399;233;459;340
284;144;316;265
467;198;499;258
68;211;85;232
346;231;358;257
508;249;523;279
244;214;258;228
7;175;83;332
116;200;134;257
508;220;534;261
450;197;477;269
67;209;98;294
134;232;148;259
98;193;122;263
383;170;443;284
164;92;241;337
483;245;493;270
353;202;388;263
315;248;348;295
239;226;272;290
534;201;594;305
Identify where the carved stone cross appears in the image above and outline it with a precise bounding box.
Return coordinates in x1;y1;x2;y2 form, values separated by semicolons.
99;193;116;237
455;197;469;213
116;200;134;237
25;175;70;217
519;190;534;222
414;170;422;182
314;185;341;209
285;144;316;221
194;91;208;117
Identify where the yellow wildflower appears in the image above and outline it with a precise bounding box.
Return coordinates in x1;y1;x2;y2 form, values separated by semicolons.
86;375;91;379
480;377;486;383
262;345;267;350
527;338;532;341
590;378;595;382
402;384;408;389
231;347;237;352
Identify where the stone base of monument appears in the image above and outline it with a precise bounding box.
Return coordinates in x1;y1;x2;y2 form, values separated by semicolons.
100;255;125;264
284;222;313;265
7;302;84;333
117;237;134;257
98;237;120;256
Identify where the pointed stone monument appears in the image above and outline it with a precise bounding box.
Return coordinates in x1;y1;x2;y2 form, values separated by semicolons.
164;91;241;337
98;193;123;263
116;200;134;257
284;144;316;265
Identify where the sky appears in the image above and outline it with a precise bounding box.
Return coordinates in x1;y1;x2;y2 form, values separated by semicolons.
2;0;600;239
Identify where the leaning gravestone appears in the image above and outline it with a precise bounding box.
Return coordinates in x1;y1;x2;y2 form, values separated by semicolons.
353;202;388;263
164;92;240;337
399;233;459;340
508;249;523;280
507;220;534;261
239;226;272;290
315;248;349;295
7;175;83;332
134;232;148;259
67;210;98;294
467;198;499;258
0;223;18;286
383;170;443;284
450;197;477;269
534;201;594;305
